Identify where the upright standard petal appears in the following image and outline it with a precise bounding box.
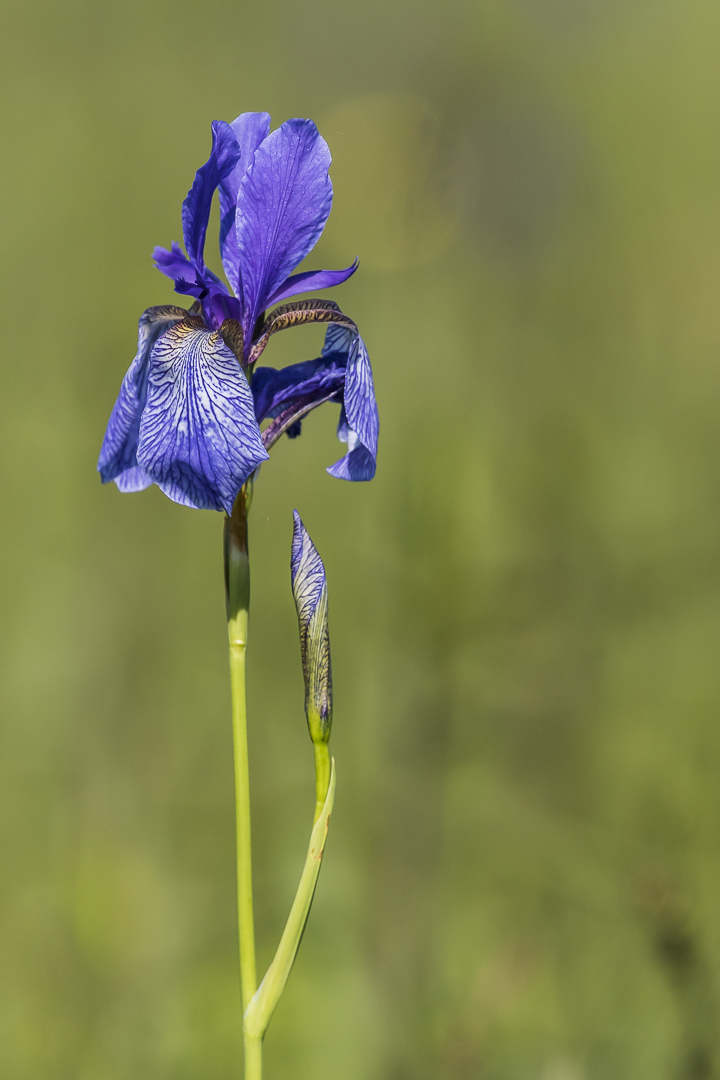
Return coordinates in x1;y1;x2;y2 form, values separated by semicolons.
291;511;332;743
182;120;241;271
137;318;268;513
98;305;190;491
235;119;333;343
218;112;271;291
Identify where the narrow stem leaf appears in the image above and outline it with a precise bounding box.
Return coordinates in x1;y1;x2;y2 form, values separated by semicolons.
243;760;337;1039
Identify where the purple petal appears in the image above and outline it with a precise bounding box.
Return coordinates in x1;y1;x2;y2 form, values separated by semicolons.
182;120;241;269
325;330;378;482
98;305;190;487
115;465;153;492
153;241;229;299
202;291;243;332
153;241;196;284
322;324;356;359
344;335;378;459
223;112;273;207
326;437;376;481
137;319;268;513
218;112;271;292
252;357;345;423
235;118;333;343
291;510;327;628
264;260;359;308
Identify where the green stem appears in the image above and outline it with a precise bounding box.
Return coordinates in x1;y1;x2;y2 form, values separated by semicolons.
243;1035;263;1080
313;742;331;825
229;619;256;1007
243;763;336;1042
225;489;261;1080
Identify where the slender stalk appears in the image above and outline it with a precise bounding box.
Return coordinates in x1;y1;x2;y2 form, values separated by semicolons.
243;1036;263;1080
243;763;336;1041
313;742;331;825
229;615;256;1006
224;487;261;1080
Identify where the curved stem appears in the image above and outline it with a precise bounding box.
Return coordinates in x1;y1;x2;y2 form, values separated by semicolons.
243;762;336;1042
225;488;261;1080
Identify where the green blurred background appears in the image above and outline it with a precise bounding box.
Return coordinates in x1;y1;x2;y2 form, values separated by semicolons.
2;1;720;1077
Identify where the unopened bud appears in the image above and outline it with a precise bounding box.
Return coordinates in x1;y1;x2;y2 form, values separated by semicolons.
291;511;332;744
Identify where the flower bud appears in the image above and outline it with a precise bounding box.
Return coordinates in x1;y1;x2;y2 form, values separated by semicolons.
291;511;332;744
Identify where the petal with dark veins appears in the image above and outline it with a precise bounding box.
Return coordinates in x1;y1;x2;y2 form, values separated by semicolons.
98;305;191;490
325;331;378;482
137;318;267;513
291;510;332;739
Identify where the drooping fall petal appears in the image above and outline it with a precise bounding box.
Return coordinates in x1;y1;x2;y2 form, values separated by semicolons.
98;305;191;490
137;318;267;513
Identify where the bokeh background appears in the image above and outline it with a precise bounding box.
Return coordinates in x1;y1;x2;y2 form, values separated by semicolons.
2;1;720;1077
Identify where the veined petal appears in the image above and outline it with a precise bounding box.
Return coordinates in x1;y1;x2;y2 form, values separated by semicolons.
326;331;378;482
248;299;356;366
344;335;378;458
252;357;345;424
182;120;241;269
137;318;268;513
115;465;153;492
291;511;332;742
264;259;359;308
98;305;191;488
322;324;356;359
235;118;333;343
261;388;341;449
219;112;271;291
253;354;345;448
326;429;377;481
291;511;326;631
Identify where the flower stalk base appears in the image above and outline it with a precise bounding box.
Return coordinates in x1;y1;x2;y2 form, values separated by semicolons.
225;488;260;1078
224;490;337;1079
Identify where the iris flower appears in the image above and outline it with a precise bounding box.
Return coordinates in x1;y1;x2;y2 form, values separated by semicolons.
98;112;378;513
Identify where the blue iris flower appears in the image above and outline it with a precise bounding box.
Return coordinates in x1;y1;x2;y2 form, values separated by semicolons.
98;112;379;513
